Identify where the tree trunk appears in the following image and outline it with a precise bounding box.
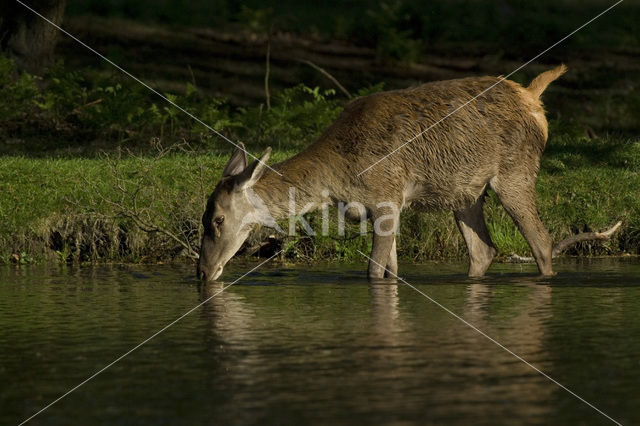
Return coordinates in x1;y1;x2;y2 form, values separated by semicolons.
0;0;66;74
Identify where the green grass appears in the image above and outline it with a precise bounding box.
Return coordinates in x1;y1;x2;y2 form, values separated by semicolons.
0;150;287;263
1;51;638;265
1;134;639;264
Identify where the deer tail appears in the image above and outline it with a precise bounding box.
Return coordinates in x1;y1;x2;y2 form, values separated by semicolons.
527;64;567;98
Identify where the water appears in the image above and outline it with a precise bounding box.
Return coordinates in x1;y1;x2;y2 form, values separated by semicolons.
1;259;639;425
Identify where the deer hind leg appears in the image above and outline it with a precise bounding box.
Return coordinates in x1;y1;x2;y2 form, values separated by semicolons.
454;195;497;277
492;177;554;276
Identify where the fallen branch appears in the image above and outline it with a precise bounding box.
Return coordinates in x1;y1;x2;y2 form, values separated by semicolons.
69;140;203;261
507;221;622;263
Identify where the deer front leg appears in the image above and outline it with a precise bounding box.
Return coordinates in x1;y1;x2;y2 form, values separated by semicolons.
385;238;398;278
368;205;400;280
369;233;396;279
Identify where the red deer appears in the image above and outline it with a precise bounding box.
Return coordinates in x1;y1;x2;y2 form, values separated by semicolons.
197;65;619;281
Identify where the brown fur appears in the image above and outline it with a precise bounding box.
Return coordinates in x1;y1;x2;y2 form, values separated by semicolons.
527;64;567;99
199;66;567;281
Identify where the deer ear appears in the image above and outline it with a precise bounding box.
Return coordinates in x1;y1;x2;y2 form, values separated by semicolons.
236;147;271;190
222;143;248;177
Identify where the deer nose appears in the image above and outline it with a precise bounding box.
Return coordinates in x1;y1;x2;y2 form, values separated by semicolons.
196;264;207;281
197;263;223;281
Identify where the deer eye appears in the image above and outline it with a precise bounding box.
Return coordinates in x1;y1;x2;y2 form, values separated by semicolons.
214;216;225;226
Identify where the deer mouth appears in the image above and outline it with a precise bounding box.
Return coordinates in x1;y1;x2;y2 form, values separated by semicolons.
197;264;224;281
211;265;224;280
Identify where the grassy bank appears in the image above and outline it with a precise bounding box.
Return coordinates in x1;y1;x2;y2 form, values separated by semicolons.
1;50;639;265
1;133;639;265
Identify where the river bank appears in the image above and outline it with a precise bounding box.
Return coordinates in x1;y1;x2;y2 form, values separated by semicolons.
1;5;638;265
1;130;638;265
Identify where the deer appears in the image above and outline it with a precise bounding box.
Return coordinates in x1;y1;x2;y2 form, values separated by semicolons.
197;65;620;281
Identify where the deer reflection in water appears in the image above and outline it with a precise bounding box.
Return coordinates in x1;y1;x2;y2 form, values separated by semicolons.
196;275;557;421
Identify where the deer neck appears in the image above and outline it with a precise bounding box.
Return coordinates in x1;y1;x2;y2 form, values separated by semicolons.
252;150;333;220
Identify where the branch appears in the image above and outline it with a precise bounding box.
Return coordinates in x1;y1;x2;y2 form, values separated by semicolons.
123;210;199;260
551;220;622;257
71;143;202;261
297;59;352;99
507;221;623;263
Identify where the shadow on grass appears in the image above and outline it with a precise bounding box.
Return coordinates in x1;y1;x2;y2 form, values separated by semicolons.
543;135;639;174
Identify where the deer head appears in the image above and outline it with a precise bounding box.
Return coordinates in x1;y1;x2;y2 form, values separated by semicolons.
197;144;272;281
